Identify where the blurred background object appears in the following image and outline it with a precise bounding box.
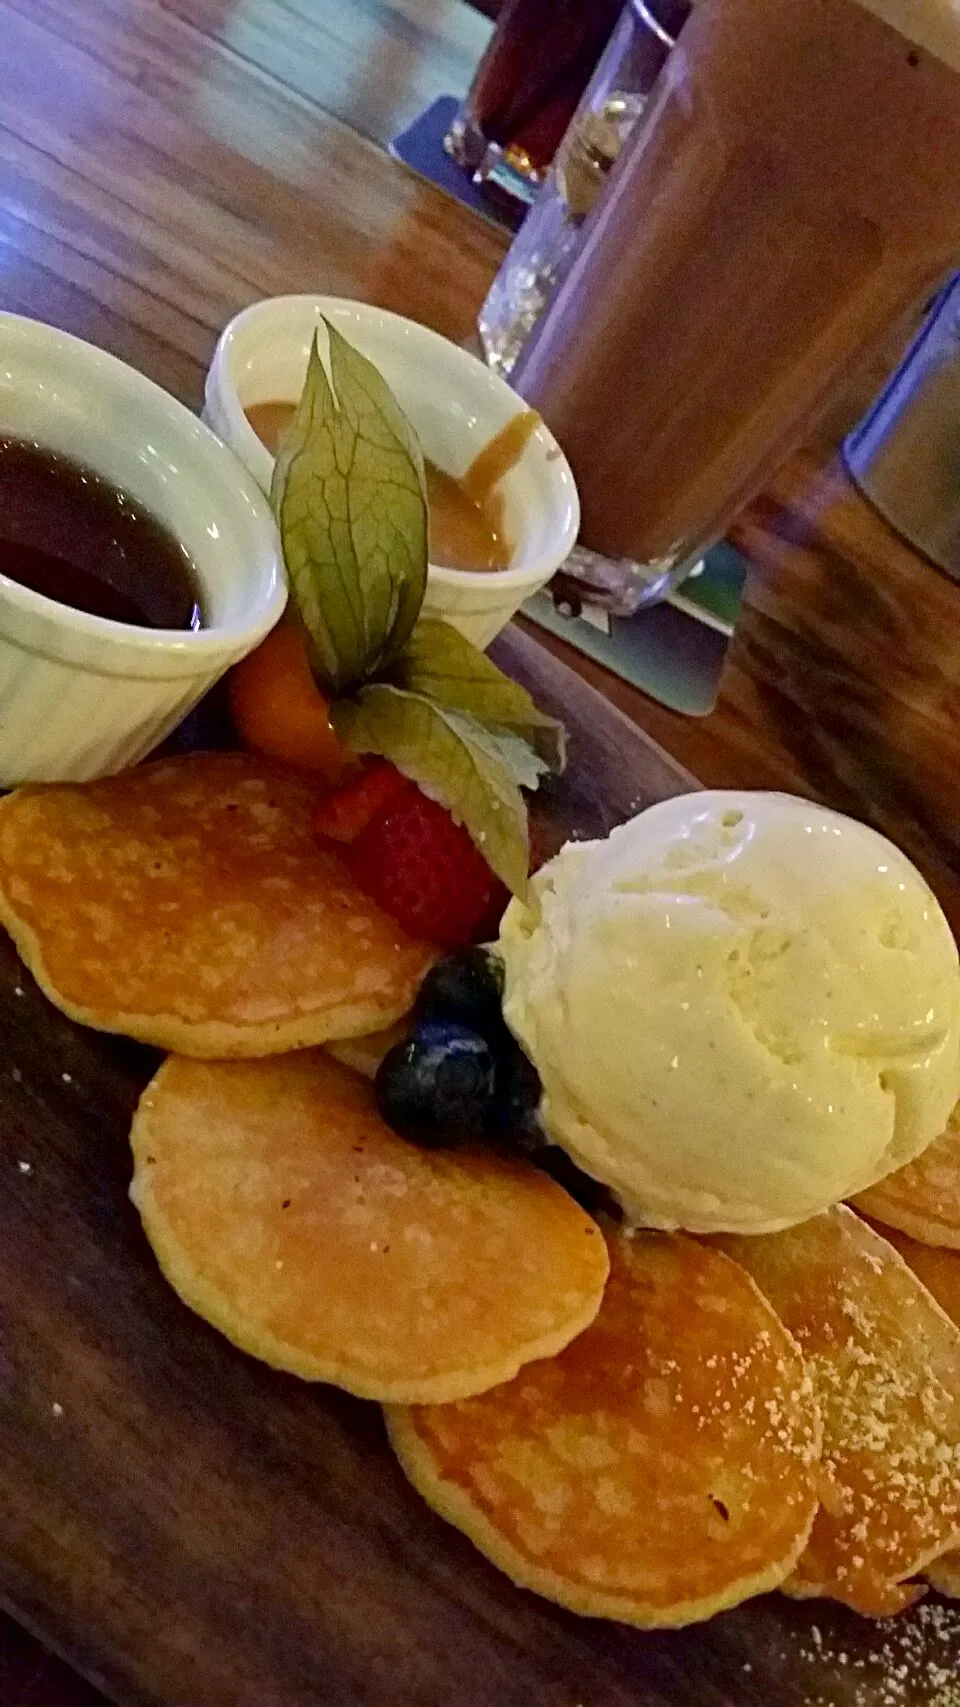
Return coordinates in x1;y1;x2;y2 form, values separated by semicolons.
845;274;960;583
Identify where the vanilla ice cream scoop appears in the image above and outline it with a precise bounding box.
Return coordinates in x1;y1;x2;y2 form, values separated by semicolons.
500;792;960;1234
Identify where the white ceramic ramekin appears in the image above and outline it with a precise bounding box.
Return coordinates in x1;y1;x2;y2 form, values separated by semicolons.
203;296;579;650
0;314;285;786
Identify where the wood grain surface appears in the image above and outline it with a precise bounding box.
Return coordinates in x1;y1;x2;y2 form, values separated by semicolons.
1;0;960;1701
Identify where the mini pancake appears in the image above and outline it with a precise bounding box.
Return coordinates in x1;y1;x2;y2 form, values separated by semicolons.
129;1051;608;1403
926;1551;960;1598
326;1023;408;1078
853;1101;960;1249
719;1206;960;1617
876;1223;960;1330
387;1229;821;1629
0;752;434;1056
873;1227;960;1603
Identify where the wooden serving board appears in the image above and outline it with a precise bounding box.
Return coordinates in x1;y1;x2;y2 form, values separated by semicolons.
0;628;955;1707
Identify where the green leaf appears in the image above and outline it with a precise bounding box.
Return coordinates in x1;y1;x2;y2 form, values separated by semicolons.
331;684;530;897
271;323;428;695
396;619;566;773
475;723;550;793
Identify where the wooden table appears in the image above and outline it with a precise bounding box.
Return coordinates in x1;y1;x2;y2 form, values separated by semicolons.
1;0;959;1700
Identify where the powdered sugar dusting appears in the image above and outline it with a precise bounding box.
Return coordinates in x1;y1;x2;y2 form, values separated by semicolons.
791;1598;960;1705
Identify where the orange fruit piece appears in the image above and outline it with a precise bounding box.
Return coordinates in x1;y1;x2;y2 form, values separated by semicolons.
228;617;352;782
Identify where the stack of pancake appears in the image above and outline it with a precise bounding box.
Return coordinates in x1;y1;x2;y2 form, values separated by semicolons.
2;752;960;1628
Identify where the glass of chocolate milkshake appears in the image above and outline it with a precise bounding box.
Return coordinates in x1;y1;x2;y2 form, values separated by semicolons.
512;0;960;603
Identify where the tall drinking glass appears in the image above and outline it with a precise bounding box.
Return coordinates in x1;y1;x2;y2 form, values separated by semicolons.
512;0;960;595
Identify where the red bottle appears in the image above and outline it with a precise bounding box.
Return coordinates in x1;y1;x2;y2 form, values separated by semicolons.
447;0;625;184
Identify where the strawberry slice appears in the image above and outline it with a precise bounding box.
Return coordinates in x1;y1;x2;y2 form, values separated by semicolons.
346;787;509;950
313;759;412;843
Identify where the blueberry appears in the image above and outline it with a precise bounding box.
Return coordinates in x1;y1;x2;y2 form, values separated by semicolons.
414;948;506;1043
376;1020;496;1146
486;1046;543;1150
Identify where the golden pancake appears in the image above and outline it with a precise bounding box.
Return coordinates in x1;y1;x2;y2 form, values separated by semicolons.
926;1551;960;1598
326;1023;408;1078
854;1101;960;1249
876;1223;960;1329
719;1207;960;1617
129;1051;608;1403
872;1227;960;1603
0;752;433;1056
387;1229;821;1629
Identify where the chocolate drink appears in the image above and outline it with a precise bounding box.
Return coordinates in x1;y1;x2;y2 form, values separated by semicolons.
512;0;960;565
